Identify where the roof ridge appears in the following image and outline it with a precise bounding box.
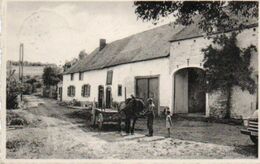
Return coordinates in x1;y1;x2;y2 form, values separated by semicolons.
102;22;175;47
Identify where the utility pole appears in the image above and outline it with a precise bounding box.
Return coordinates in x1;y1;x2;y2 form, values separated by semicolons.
19;43;24;101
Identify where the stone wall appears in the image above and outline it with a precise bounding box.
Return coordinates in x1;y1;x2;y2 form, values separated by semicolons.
208;90;228;119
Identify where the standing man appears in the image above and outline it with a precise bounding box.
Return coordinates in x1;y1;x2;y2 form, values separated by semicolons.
145;98;155;137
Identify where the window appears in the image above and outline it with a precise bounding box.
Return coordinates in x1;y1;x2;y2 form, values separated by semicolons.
106;70;113;85
82;84;91;97
118;85;122;96
67;86;75;97
58;87;62;95
79;72;83;81
71;73;74;81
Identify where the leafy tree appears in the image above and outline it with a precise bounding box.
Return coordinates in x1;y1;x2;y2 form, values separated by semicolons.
42;66;62;98
42;66;61;87
134;1;258;33
202;33;257;118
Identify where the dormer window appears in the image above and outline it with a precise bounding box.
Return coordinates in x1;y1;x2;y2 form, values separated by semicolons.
79;72;83;81
106;70;113;85
71;73;74;81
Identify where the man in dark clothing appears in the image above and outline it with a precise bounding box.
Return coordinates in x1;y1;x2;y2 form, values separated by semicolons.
145;98;155;137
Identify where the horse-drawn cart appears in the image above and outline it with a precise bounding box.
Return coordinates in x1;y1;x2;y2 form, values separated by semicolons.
91;97;146;133
91;108;124;129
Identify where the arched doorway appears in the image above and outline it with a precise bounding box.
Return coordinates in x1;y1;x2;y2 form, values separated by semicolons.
173;67;206;114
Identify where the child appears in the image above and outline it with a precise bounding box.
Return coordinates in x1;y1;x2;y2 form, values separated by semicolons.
166;109;173;138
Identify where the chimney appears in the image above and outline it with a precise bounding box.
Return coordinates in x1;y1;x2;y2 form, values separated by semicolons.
99;39;106;51
78;50;87;60
79;54;85;60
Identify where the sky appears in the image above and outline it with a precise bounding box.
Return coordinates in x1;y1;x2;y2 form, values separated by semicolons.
6;1;173;65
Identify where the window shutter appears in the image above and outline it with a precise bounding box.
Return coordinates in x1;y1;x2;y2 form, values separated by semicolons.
87;85;91;97
72;87;75;96
118;85;122;96
67;87;70;96
81;85;84;97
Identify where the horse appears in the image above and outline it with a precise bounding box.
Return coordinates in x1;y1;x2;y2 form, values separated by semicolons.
117;96;145;135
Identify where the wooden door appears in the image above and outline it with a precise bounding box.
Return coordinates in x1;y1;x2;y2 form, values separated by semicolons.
174;70;188;113
106;87;112;108
98;85;104;108
136;78;149;102
136;77;159;116
188;69;206;113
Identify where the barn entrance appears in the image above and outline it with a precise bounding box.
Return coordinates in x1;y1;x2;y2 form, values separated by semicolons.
174;68;206;114
136;76;159;116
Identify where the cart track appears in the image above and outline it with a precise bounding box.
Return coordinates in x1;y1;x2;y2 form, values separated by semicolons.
6;95;258;159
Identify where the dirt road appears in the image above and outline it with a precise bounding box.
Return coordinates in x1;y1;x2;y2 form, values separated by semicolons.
6;95;258;159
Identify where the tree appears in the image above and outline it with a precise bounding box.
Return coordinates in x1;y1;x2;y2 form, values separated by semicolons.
42;66;62;98
134;1;258;33
202;32;257;118
42;66;61;87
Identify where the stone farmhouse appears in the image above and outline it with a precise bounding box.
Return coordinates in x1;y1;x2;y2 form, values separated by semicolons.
60;22;258;119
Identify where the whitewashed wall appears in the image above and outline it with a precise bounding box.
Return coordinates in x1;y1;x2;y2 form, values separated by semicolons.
62;58;171;108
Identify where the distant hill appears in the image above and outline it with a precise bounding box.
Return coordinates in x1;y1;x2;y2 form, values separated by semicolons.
7;60;56;67
7;60;58;79
8;65;45;78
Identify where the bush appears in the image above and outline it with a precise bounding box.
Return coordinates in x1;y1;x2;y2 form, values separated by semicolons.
9;118;26;126
6;79;20;109
23;83;33;95
35;82;42;88
71;99;81;107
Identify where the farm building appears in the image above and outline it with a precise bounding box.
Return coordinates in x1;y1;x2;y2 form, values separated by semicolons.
60;22;258;119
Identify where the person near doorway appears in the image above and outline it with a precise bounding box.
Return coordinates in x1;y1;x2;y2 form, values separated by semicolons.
165;108;173;138
145;98;155;137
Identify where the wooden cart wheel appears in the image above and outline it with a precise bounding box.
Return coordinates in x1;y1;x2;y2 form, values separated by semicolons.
98;113;104;130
